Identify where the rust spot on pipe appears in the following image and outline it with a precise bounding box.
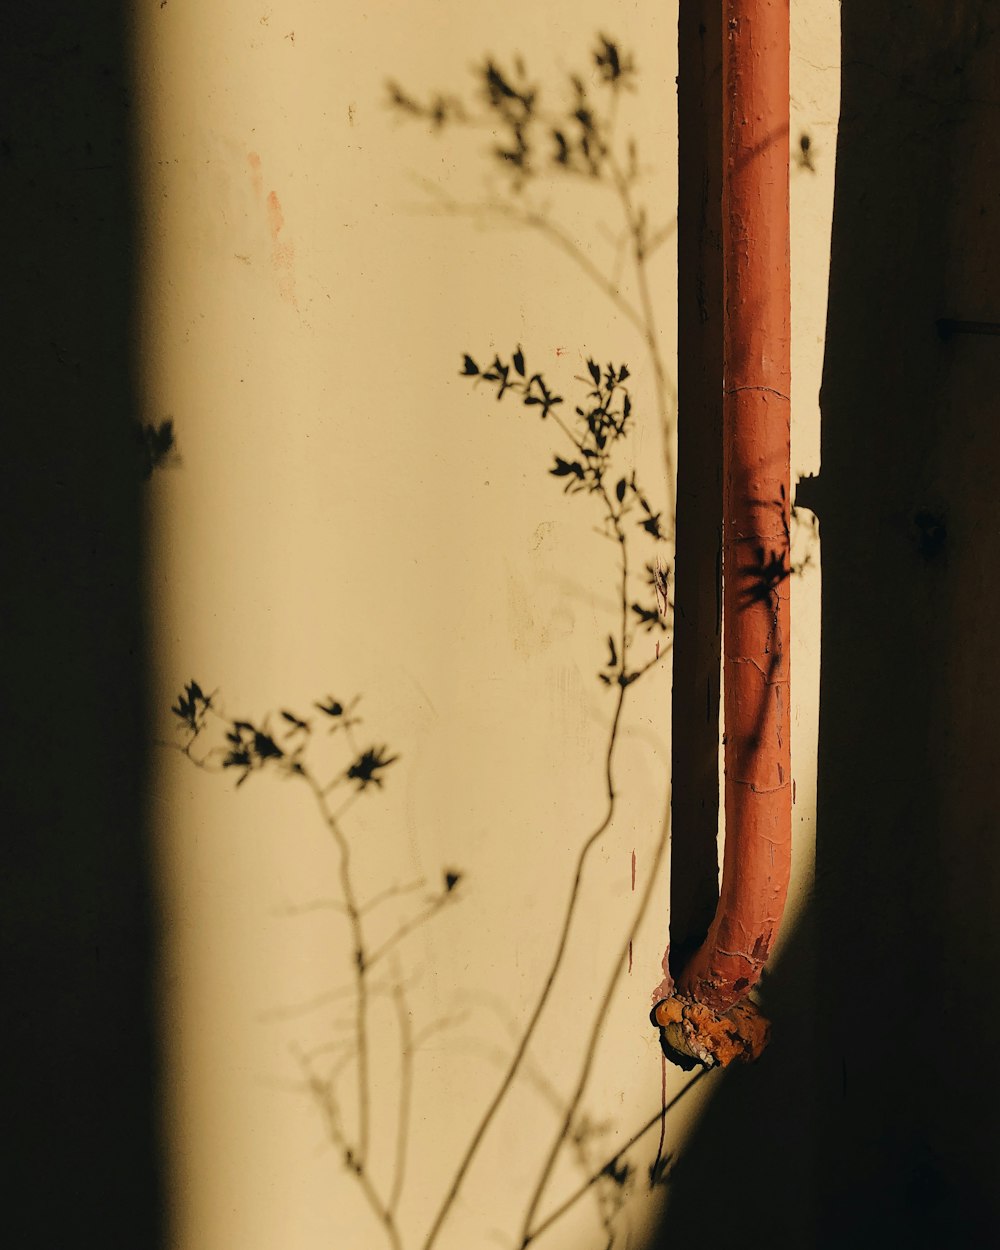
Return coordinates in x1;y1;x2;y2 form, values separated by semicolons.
652;994;770;1068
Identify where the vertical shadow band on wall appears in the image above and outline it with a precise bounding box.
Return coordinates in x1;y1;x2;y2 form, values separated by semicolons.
668;0;724;977
3;6;162;1245
808;4;1000;1242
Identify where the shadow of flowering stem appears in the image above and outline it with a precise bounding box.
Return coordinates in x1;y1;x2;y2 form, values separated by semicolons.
291;761;456;1246
516;795;671;1247
298;766;374;1168
440;807;697;1250
387;973;413;1218
605;149;676;525
409;176;651;340
419;670;631;1250
296;1044;404;1250
520;1068;709;1248
405;175;677;530
390;34;678;526
449;1031;618;1238
164;689;455;1250
419;353;671;1250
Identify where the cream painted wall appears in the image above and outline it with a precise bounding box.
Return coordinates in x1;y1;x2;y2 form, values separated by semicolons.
135;4;837;1248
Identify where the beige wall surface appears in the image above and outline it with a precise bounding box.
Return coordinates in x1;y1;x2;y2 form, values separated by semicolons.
136;4;838;1247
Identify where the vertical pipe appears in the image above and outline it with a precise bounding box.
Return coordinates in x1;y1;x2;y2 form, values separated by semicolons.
676;0;792;1016
668;2;725;979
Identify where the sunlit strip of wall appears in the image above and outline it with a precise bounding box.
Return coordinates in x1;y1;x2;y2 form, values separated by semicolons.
132;8;341;1248
131;3;839;1248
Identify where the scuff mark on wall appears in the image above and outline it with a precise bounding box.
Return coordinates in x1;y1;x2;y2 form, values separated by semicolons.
247;150;263;199
245;150;298;307
266;189;298;307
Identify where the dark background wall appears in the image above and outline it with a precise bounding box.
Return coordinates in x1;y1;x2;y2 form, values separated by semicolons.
661;3;1000;1246
3;5;162;1246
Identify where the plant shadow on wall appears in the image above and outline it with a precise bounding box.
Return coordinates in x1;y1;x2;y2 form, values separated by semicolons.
166;30;822;1250
167;346;708;1250
387;24;817;928
135;417;179;480
388;33;678;520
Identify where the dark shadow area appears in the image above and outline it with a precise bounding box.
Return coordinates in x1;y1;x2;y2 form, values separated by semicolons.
656;904;818;1244
668;0;723;974
657;3;1000;1245
3;6;162;1245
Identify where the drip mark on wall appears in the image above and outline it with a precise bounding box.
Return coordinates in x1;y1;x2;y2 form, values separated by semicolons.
654;1053;668;1171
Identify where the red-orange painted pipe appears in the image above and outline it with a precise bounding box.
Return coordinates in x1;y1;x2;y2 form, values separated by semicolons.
675;1;792;1016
